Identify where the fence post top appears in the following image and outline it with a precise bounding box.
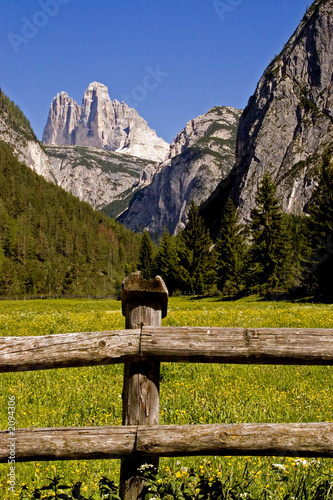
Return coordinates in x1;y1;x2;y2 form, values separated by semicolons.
121;272;168;318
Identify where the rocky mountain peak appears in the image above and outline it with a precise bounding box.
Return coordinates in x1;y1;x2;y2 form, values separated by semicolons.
168;106;240;159
43;91;81;147
118;106;242;236
86;81;109;93
42;82;169;162
202;0;333;232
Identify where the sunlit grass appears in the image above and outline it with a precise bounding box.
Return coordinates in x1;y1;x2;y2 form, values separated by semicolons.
1;296;333;498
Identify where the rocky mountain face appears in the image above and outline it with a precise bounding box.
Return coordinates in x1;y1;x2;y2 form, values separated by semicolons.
204;0;333;231
42;91;81;147
0;96;53;182
0;88;153;218
46;145;151;217
118;106;242;235
43;82;169;163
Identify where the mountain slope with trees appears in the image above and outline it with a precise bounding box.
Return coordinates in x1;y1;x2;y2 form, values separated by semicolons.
0;88;53;181
0;140;139;297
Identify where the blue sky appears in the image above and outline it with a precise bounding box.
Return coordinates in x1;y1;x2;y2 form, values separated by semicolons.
1;0;310;144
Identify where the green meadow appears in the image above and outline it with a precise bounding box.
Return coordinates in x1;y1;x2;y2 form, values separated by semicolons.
1;297;333;498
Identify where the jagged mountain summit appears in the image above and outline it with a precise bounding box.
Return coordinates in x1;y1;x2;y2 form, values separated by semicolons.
118;106;242;235
42;82;169;163
203;0;333;232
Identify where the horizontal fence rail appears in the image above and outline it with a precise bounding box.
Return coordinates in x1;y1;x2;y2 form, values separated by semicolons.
0;329;140;372
2;327;333;372
2;422;333;463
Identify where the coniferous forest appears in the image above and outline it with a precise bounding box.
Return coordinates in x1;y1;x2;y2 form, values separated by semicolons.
139;147;333;301
0;141;140;297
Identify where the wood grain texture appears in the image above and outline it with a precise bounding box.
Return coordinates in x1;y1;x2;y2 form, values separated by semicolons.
0;426;137;462
0;330;140;372
120;273;166;500
2;423;333;462
141;327;333;364
137;423;333;457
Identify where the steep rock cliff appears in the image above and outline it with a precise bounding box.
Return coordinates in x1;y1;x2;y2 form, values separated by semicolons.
42;91;81;146
227;0;333;225
118;106;241;235
43;82;169;163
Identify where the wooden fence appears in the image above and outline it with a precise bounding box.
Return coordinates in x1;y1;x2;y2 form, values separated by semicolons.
1;272;333;499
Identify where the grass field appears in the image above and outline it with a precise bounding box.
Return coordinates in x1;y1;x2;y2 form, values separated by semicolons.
1;296;333;498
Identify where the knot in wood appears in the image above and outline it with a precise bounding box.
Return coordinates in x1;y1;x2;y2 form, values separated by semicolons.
98;340;106;348
143;440;158;452
219;431;229;443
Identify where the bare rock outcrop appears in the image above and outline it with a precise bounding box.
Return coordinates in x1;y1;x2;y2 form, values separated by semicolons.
42;91;81;146
228;0;333;224
42;82;169;163
118;106;241;235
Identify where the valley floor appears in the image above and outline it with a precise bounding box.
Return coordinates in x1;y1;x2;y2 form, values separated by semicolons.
1;296;333;498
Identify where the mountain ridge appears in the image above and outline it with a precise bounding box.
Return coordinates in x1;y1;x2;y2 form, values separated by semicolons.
118;106;242;236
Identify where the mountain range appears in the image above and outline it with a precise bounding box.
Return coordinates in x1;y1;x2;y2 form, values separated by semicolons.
118;106;241;235
0;89;140;297
0;0;332;241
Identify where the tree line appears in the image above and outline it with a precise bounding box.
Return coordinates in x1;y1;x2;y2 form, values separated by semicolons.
137;147;333;300
0;87;38;142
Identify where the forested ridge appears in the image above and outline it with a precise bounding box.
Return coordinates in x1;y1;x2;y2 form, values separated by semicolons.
0;141;139;296
0;88;38;142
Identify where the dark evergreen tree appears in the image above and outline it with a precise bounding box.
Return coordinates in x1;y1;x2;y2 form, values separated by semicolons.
154;229;180;294
285;214;311;290
305;147;333;298
215;198;247;295
178;200;215;294
137;230;155;279
249;172;291;293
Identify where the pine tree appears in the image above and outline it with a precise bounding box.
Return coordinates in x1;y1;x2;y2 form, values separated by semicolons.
178;200;215;294
154;229;180;294
215;198;247;295
137;230;155;279
249;172;291;293
285;214;310;289
305;147;333;298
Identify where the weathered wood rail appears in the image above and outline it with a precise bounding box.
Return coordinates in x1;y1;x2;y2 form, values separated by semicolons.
1;272;333;500
2;327;333;371
2;423;333;462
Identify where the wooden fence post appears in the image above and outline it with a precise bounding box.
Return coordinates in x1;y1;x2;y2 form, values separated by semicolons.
120;272;168;500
